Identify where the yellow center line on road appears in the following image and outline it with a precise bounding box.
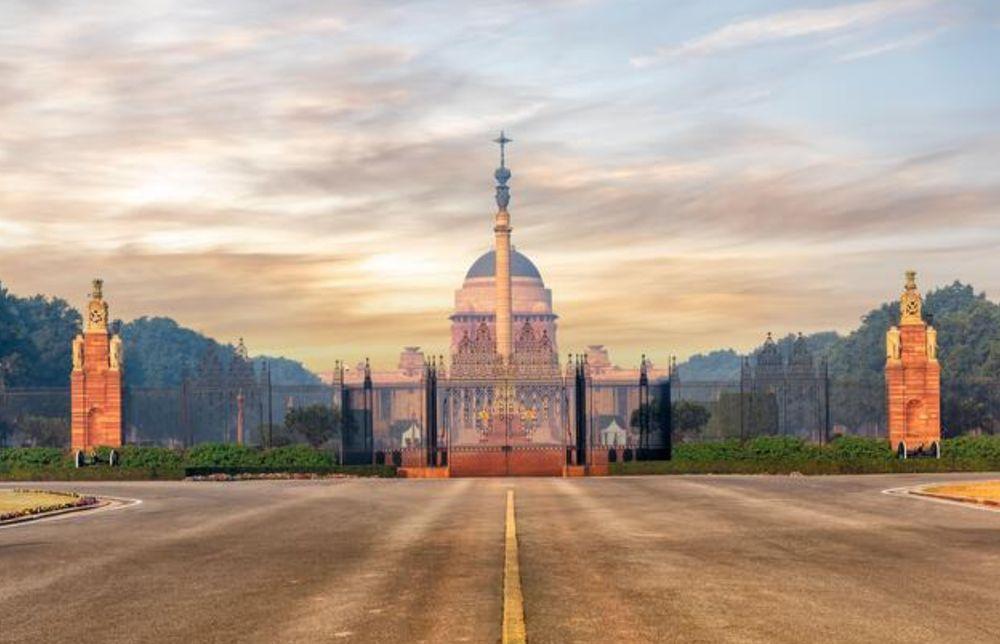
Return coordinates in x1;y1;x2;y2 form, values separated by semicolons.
503;489;527;644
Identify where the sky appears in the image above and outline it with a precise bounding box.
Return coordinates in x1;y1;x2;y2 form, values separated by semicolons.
1;0;998;372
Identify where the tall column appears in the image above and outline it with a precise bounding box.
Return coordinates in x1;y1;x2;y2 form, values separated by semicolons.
493;132;514;361
495;209;512;360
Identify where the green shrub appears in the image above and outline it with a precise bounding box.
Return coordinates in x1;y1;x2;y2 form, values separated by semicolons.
184;443;261;468
1;466;183;481
828;435;893;461
942;435;1000;461
0;447;67;468
674;440;744;462
745;436;812;460
260;445;335;468
611;457;992;476
118;446;184;469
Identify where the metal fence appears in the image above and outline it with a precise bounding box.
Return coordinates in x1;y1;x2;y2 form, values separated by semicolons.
0;383;335;449
0;387;70;449
2;375;997;450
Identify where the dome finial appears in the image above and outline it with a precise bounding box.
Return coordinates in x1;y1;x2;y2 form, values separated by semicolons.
494;130;512;170
493;130;512;210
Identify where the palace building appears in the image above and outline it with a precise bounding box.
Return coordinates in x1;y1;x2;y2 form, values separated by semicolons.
333;135;670;475
451;248;557;358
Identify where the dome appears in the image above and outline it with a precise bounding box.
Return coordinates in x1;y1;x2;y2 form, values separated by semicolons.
465;249;542;281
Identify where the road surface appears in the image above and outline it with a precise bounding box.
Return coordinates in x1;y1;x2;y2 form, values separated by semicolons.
2;473;999;643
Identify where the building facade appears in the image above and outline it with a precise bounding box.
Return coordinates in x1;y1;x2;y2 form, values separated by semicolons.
332;136;670;473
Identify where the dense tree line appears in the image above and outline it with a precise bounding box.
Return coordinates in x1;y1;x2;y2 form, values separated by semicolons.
676;281;1000;435
3;279;998;437
0;283;80;387
0;282;319;388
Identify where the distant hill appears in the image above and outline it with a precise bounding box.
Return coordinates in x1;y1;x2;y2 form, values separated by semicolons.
676;332;840;380
0;282;320;388
252;356;321;386
675;349;741;380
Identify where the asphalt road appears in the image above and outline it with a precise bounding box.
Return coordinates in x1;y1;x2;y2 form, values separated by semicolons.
2;473;999;643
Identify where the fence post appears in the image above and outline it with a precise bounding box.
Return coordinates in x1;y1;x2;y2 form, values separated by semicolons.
336;361;345;465
823;358;831;446
0;370;6;449
574;355;587;466
181;377;191;447
638;354;649;458
364;358;373;465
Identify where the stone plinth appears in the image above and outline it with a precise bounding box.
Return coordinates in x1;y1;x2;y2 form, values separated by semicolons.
587;449;610;476
400;448;425;469
397;467;450;479
449;445;565;477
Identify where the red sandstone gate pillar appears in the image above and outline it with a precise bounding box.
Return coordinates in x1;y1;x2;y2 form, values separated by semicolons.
71;279;123;452
885;271;941;456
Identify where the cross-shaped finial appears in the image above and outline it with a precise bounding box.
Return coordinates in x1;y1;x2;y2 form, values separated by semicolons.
493;130;512;168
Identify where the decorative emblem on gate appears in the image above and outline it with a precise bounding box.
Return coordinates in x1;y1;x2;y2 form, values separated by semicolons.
519;405;537;441
476;409;491;441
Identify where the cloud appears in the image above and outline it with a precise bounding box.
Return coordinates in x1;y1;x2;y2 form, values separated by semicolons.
631;0;937;67
836;26;943;61
0;1;996;370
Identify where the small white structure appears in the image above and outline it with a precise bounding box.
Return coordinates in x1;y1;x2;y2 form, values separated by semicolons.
600;419;627;447
401;422;422;447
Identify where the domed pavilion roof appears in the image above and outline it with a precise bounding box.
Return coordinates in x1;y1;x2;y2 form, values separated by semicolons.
465;249;543;281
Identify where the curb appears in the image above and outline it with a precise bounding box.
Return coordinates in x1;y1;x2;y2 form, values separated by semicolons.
0;499;110;526
910;490;1000;509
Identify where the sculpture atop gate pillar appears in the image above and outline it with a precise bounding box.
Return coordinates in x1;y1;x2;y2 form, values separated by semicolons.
885;271;941;457
71;278;124;451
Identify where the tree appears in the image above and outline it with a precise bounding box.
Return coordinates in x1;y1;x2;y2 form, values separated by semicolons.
673;401;711;437
284;404;340;448
629;402;661;432
0;282;80;387
0;281;322;389
252;356;321;385
17;416;69;448
17;294;81;386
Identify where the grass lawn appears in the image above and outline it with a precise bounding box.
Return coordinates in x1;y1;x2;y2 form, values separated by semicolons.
923;481;1000;503
0;490;81;515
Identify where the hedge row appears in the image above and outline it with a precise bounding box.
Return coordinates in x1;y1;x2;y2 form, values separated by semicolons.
4;436;999;479
612;435;1000;475
668;435;1000;463
0;444;368;480
0;444;336;468
612;458;1000;476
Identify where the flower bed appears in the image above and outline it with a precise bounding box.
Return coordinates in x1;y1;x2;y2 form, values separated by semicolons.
916;480;1000;507
187;472;356;481
183;464;396;479
0;489;100;522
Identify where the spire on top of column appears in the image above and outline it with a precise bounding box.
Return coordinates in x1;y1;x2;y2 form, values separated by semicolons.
493;130;512;211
